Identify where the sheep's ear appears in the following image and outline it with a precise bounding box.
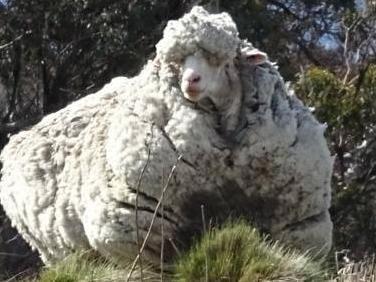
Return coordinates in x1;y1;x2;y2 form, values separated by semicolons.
242;48;268;65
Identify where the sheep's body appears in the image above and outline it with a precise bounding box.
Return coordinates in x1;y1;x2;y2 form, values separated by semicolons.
0;7;333;264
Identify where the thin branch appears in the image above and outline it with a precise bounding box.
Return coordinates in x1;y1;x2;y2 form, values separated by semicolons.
58;32;102;58
160;166;165;282
342;16;363;84
0;35;23;51
201;204;209;282
168;237;181;256
5;39;22;121
342;25;351;84
295;40;324;67
0;252;30;257
134;129;153;282
3;268;33;282
354;63;370;97
267;0;303;21
126;155;182;282
0;117;43;134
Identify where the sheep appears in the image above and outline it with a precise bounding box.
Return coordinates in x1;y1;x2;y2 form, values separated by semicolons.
0;6;333;266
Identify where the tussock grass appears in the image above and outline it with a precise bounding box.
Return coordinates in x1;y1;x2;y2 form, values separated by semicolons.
173;220;328;282
22;221;329;282
26;251;160;282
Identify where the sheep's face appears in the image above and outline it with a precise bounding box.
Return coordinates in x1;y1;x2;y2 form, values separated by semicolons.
180;50;237;103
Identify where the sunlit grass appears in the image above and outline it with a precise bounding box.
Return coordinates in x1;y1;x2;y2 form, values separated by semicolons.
26;251;160;282
173;220;328;282
23;221;330;282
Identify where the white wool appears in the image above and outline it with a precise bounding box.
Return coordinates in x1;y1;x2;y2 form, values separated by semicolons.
156;6;240;63
0;6;333;264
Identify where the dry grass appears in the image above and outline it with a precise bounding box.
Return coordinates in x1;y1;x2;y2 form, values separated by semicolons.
334;254;376;282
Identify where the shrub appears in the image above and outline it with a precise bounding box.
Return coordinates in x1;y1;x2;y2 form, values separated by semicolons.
294;65;376;256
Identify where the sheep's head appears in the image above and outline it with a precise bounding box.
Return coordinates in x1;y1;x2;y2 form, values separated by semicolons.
180;49;233;102
180;47;268;104
155;6;268;133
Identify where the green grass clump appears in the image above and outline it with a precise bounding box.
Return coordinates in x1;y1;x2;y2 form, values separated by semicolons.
22;221;328;282
28;251;160;282
173;220;327;282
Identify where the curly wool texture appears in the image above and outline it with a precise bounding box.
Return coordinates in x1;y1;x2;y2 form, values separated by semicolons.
156;6;240;63
0;6;333;264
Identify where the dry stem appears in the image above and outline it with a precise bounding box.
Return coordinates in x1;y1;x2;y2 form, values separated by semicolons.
126;155;182;282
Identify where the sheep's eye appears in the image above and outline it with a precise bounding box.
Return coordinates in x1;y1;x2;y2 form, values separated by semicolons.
201;49;219;66
225;63;230;69
208;56;218;66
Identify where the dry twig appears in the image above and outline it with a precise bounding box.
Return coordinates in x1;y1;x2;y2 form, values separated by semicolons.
126;155;182;282
201;204;209;282
134;141;152;281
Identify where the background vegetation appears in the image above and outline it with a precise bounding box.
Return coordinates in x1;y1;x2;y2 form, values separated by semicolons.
0;0;375;280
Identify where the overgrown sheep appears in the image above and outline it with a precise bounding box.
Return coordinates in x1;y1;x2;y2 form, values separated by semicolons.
0;6;333;265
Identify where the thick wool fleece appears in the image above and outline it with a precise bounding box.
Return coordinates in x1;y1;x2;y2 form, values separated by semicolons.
0;6;333;264
156;6;240;63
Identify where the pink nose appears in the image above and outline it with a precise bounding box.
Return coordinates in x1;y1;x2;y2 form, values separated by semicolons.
185;73;201;86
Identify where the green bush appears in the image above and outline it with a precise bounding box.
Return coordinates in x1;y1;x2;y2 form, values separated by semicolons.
294;67;363;145
294;65;376;157
294;65;376;255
